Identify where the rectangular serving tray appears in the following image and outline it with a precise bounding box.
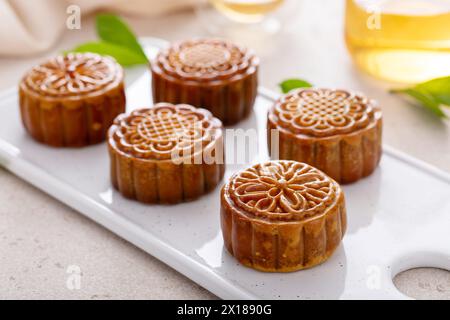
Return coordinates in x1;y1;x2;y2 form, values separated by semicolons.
1;37;449;299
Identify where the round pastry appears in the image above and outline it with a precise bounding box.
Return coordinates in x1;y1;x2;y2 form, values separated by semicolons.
151;38;259;125
108;103;225;204
268;88;382;184
19;53;125;147
221;160;346;272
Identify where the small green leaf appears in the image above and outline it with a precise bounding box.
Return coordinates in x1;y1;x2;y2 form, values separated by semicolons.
390;76;450;118
279;78;313;94
70;41;148;67
392;87;447;118
415;76;450;106
96;14;148;62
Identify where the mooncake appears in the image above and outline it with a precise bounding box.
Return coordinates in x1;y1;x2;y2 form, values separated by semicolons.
221;160;346;272
19;53;125;147
268;88;382;183
108;103;225;204
151;38;259;125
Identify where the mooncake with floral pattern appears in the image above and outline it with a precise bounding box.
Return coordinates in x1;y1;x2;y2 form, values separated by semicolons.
19;53;125;147
221;160;346;272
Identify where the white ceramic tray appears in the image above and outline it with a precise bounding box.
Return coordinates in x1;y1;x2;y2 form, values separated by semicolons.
1;38;450;300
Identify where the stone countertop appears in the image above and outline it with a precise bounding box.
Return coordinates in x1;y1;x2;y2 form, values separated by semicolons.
0;0;449;299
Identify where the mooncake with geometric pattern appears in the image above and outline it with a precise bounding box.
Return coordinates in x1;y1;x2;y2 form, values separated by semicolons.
151;38;259;125
268;88;382;183
108;103;225;204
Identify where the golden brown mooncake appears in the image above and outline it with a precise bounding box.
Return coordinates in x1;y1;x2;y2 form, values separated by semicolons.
221;160;347;272
268;88;383;184
151;38;259;125
19;53;125;147
108;103;225;204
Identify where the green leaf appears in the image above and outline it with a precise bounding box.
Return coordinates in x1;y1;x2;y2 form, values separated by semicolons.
392;87;447;119
415;76;450;106
70;41;148;67
390;75;450;118
279;78;313;93
96;14;148;62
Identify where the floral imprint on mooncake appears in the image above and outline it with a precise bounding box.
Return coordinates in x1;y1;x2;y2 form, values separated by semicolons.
22;53;120;97
273;88;377;137
111;103;222;160
221;160;346;272
228;161;340;221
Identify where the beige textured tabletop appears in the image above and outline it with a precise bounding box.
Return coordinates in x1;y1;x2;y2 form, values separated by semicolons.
0;1;449;300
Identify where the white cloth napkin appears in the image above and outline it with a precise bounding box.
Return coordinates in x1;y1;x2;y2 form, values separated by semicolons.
0;0;201;57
